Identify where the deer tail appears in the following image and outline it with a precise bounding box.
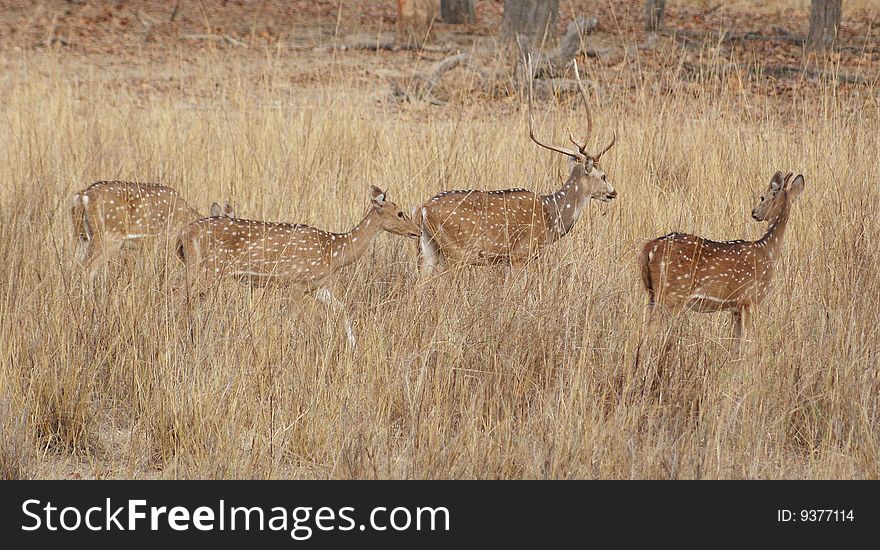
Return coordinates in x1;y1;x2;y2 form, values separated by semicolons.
638;240;655;296
174;231;187;264
70;192;91;243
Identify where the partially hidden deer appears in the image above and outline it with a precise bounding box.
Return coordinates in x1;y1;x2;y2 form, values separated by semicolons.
174;185;421;348
71;180;233;285
416;60;617;277
639;171;805;339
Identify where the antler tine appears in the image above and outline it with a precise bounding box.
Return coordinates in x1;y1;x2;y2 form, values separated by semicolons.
572;60;593;145
594;134;616;162
526;54;584;160
568;129;587;154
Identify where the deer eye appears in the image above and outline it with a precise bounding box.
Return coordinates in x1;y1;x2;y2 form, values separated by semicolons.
601;174;607;181
760;196;765;202
397;212;405;218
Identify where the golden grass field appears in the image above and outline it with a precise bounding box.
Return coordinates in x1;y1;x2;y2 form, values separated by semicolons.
1;0;879;479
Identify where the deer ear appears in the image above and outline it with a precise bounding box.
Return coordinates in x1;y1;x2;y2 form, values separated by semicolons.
210;202;223;217
788;174;805;201
770;171;785;192
370;185;386;205
221;202;234;217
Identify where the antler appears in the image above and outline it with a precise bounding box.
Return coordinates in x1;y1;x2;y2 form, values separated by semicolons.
569;60;593;154
526;55;584;160
595;134;616;162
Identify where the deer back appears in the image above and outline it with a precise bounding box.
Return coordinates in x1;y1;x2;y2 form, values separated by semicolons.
420;189;554;264
641;232;776;312
73;181;199;241
176;216;337;288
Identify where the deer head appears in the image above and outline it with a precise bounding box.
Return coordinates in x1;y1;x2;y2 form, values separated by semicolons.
209;202;235;218
369;185;421;239
751;171;805;222
527;58;617;203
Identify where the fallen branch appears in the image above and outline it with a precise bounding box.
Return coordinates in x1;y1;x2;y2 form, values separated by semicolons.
395;53;483;104
336;40;453;53
757;64;865;84
838;45;880;55
681;60;865;85
540;16;599;77
137;9;160;30
584;46;611;58
422;53;473;98
519;16;600;79
170;1;181;22
395;14;602;104
674;28;803;46
329;32;452;53
181;34;248;47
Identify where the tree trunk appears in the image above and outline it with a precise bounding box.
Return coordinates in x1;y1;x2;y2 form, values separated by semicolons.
806;0;842;51
501;0;559;45
644;0;665;32
441;0;475;24
397;0;436;43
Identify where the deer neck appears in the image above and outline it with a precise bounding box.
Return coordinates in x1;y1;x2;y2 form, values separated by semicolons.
328;208;383;269
758;192;791;260
166;201;200;226
542;171;588;239
184;204;202;222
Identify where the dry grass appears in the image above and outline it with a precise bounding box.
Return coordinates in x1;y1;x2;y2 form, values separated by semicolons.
671;0;878;14
0;42;878;479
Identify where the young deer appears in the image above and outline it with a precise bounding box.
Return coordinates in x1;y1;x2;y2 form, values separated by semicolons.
71;180;233;284
639;171;805;339
416;61;616;276
174;185;420;348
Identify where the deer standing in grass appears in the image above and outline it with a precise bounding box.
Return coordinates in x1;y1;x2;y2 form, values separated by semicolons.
416;61;617;277
639;171;805;339
71;180;233;285
174;185;421;348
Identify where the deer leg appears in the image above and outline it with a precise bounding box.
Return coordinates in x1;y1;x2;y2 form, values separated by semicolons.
184;275;216;345
183;263;212;312
84;236;124;289
418;224;441;277
315;287;357;350
644;301;665;337
635;300;660;368
732;309;743;340
504;257;527;284
75;235;91;264
155;237;179;287
732;305;751;341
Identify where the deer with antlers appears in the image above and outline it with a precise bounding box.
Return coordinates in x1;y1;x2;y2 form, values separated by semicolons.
174;185;420;348
416;60;616;277
639;171;805;339
71;180;234;285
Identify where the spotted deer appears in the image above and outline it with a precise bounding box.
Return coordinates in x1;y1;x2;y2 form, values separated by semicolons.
416;60;616;277
639;171;805;339
174;185;420;348
71;180;234;284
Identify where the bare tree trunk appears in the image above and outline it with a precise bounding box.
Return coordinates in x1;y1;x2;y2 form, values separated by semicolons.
644;0;665;32
397;0;436;43
501;0;559;45
441;0;475;24
806;0;842;51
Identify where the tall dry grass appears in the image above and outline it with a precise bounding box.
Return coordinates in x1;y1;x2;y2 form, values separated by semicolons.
0;45;878;479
